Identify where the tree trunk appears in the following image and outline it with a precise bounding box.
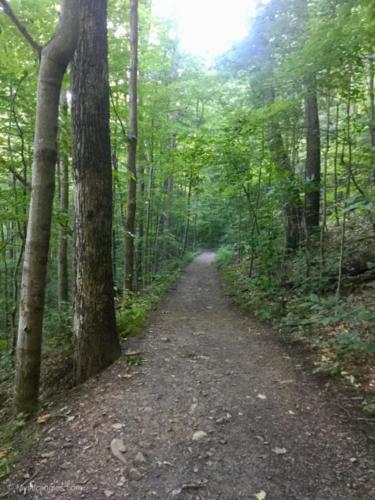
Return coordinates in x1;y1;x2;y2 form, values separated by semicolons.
182;177;193;255
71;0;120;385
143;164;154;285
333;104;340;225
13;0;79;416
58;91;69;307
136;157;145;288
304;74;321;232
320;95;331;283
161;177;173;260
268;122;301;251
369;57;375;150
124;0;138;292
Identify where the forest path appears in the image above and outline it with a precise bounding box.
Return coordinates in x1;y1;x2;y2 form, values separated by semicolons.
3;252;375;499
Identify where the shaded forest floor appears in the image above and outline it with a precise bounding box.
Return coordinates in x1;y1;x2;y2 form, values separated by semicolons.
1;252;375;499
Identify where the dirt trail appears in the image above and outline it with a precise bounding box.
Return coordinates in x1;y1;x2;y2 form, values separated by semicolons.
2;252;375;499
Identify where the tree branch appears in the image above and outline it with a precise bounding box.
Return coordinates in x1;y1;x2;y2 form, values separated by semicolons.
0;157;30;188
109;87;127;138
9;165;30;188
0;0;41;57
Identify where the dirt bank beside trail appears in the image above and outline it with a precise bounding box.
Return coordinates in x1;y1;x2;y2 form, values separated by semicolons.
2;252;375;499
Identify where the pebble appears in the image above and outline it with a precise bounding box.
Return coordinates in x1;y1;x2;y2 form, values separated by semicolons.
134;451;147;464
192;431;208;441
215;413;232;424
128;468;143;481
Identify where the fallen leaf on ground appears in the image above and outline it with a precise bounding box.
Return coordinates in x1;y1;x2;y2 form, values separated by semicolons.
110;438;127;465
112;423;124;430
255;491;267;500
36;414;50;424
272;447;287;455
192;431;208;441
189;402;198;414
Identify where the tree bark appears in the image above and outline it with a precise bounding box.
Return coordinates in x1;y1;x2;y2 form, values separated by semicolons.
13;0;80;416
333;104;340;225
320;95;331;283
144;164;154;285
162;177;173;260
71;0;120;385
182;176;193;255
58;91;69;307
124;0;138;292
369;57;375;150
268;122;301;251
304;74;321;231
136;150;146;287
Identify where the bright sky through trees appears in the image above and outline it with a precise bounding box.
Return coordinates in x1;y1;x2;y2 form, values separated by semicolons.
152;0;267;62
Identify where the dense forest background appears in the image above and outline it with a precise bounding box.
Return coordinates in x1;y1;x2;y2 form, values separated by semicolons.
0;0;375;437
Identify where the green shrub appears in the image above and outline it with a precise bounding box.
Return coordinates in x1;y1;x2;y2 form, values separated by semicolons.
216;246;234;266
117;301;147;337
363;399;375;415
0;415;26;478
0;339;8;353
334;330;375;357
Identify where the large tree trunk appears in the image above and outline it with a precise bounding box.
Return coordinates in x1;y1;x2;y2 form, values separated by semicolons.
12;0;79;416
124;0;139;292
268;122;301;251
71;0;120;385
58;91;69;307
136;153;146;288
143;164;154;285
304;74;321;232
369;57;375;150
